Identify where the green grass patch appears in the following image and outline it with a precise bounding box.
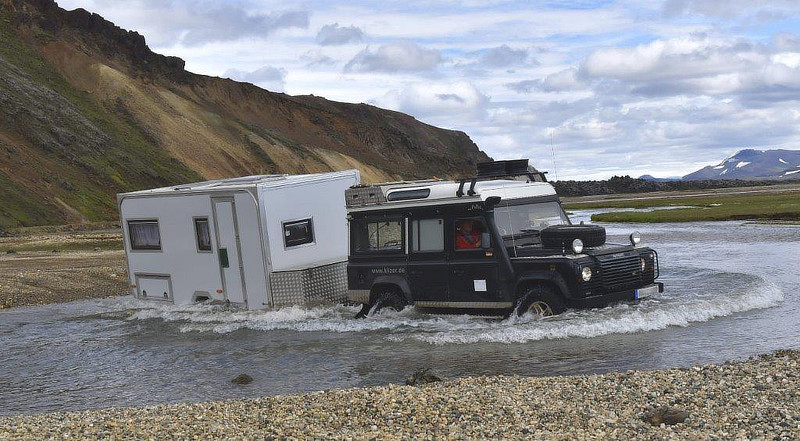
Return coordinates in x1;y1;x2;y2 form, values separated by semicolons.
568;192;800;223
0;171;62;228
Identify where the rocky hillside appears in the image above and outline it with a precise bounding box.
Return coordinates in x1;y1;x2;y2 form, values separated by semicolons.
683;149;800;181
0;0;489;228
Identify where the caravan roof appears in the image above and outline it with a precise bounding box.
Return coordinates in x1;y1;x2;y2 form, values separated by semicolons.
119;171;360;197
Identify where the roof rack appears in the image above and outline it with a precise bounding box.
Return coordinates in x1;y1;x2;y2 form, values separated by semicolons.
475;159;548;182
345;159;549;207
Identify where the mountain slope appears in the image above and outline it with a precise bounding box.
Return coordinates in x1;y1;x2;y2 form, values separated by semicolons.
683;149;800;181
0;0;489;228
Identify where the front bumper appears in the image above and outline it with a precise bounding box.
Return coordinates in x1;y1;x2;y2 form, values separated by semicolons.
569;282;664;309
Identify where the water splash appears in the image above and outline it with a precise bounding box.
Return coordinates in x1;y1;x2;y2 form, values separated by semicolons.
122;268;783;345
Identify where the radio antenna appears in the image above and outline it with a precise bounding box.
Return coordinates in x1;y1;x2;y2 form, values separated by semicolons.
550;130;559;181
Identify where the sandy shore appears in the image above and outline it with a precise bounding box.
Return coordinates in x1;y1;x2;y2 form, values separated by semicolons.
1;350;796;440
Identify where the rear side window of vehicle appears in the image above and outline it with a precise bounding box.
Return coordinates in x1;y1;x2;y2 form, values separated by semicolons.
411;218;444;252
352;219;404;253
283;218;314;248
194;218;212;252
128;220;161;251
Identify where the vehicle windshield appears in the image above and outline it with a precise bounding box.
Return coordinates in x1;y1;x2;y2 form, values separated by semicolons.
493;201;570;238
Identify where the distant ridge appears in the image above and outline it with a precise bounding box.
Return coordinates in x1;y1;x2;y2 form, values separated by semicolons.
682;149;800;181
638;174;682;182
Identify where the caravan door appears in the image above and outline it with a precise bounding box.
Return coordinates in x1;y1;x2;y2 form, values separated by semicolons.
212;197;246;304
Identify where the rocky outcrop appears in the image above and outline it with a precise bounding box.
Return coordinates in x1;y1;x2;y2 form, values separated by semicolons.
8;0;187;79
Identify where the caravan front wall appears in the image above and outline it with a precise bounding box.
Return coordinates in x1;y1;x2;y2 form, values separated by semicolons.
258;172;358;306
119;191;269;309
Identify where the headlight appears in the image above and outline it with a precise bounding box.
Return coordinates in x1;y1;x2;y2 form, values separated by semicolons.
572;238;584;254
640;257;646;271
629;231;641;246
581;266;592;281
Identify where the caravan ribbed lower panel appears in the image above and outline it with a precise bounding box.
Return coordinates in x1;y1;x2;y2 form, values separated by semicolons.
269;261;348;307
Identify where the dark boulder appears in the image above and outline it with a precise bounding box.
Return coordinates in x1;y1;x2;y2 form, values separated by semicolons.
642;405;689;426
405;368;443;386
231;374;253;385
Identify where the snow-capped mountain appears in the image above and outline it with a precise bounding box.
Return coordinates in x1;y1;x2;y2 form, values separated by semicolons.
682;149;800;180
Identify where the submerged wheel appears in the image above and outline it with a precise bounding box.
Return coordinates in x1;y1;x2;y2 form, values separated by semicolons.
514;284;567;317
355;289;406;318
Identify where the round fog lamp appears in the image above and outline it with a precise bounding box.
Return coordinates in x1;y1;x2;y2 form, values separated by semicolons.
581;266;592;282
572;238;584;254
629;231;642;246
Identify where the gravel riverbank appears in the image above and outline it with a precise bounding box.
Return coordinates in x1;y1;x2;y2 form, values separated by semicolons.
1;350;797;440
0;225;127;309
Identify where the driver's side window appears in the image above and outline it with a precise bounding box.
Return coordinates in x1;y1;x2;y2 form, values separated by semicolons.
454;218;489;251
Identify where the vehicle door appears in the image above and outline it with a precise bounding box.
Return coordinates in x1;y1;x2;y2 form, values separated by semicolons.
448;215;501;303
407;217;448;302
212;197;246;304
349;216;408;295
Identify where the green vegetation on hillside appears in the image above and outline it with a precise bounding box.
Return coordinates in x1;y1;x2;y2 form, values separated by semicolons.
565;192;800;223
0;12;201;227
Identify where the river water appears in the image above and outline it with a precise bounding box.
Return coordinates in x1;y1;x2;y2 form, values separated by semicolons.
1;214;798;415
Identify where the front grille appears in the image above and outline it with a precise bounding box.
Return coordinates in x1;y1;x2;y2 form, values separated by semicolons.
598;252;641;291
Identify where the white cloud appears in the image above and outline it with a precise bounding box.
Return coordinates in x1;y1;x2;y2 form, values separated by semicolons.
316;23;364;46
373;81;489;124
344;42;442;72
662;0;800;19
475;44;531;67
223;65;287;92
507;68;584;93
580;34;800;101
59;0;309;46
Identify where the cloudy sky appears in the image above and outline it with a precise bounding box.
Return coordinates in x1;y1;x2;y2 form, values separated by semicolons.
60;0;800;179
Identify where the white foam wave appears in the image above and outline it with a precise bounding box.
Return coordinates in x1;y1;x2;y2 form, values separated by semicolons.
396;281;784;345
123;272;783;345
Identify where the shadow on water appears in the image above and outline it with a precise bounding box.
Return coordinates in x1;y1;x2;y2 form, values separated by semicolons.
0;218;798;415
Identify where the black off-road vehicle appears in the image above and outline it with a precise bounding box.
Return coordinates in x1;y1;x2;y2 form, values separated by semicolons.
346;160;663;317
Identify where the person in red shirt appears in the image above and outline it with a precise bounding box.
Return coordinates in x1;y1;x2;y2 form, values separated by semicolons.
455;220;482;250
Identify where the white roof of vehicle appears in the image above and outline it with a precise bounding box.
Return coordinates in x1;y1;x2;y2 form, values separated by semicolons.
349;178;557;212
119;170;360;197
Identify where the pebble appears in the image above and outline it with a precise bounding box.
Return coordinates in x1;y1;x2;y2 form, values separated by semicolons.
0;350;797;440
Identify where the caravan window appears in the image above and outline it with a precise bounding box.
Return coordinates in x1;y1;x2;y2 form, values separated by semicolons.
283;218;314;248
194;218;212;252
128;220;161;251
351;219;404;253
411;218;444;252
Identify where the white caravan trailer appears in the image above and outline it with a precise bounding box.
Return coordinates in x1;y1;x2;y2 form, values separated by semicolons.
117;170;360;309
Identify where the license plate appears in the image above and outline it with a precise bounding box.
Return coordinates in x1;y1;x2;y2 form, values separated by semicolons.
635;285;659;299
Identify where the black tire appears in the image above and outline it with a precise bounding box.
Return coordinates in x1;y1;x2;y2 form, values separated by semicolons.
540;224;606;249
514;284;567;317
356;290;406;318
